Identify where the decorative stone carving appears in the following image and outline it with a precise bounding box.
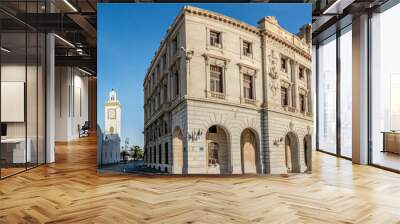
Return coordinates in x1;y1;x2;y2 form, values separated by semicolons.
269;50;279;96
289;121;294;132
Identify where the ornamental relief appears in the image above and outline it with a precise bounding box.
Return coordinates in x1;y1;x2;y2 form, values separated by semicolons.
266;38;295;57
280;80;291;89
268;50;279;97
298;86;308;95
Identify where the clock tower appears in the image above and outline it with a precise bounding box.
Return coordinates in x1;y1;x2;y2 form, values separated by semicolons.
105;89;121;135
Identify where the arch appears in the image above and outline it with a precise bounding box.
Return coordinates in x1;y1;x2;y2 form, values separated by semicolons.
240;128;261;174
205;125;231;174
172;127;184;174
304;135;312;173
284;132;300;173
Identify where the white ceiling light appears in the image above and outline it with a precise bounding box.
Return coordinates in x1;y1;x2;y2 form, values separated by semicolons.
78;67;93;76
54;34;75;48
323;0;355;15
63;0;78;12
1;47;11;53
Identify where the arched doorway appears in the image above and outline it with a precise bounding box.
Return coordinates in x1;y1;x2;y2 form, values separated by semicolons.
172;127;184;174
304;135;312;172
206;125;230;174
284;132;300;173
240;129;259;174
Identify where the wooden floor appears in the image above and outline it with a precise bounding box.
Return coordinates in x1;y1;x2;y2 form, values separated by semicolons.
1;136;400;224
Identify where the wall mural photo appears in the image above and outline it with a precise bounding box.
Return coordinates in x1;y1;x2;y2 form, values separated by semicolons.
97;3;313;175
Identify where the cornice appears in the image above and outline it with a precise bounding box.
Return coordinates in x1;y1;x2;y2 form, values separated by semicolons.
264;30;312;61
143;6;312;85
184;6;260;35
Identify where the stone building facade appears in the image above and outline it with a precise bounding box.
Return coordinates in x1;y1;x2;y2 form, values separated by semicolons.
143;6;313;174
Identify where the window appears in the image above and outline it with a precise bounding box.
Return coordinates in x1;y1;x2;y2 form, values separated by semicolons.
281;57;287;72
163;53;167;70
159;145;162;164
174;71;180;96
155;94;158;109
243;74;253;99
163;83;168;102
164;121;168;134
299;67;304;80
243;41;252;57
299;94;305;113
108;108;116;120
208;125;217;134
153;146;156;163
281;87;288;106
171;36;178;56
371;6;400;170
210;65;223;93
340;26;352;158
165;143;169;164
318;34;337;155
210;30;221;47
208;142;219;165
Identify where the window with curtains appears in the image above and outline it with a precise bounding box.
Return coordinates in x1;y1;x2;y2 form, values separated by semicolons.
243;74;253;99
210;30;221;47
243;41;252;57
210;65;223;93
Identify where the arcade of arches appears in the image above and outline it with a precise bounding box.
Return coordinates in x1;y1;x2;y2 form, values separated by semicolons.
167;126;310;174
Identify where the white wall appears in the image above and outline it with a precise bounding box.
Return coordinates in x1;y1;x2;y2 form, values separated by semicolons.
55;67;89;141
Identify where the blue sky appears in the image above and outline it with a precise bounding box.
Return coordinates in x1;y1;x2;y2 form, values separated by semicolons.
98;3;311;148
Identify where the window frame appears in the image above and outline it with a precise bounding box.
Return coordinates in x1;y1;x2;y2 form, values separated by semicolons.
243;73;254;100
209;30;222;48
210;65;224;93
281;86;289;107
242;40;253;57
281;57;288;73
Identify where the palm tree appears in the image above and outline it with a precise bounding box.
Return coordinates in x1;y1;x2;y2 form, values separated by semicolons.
132;145;143;160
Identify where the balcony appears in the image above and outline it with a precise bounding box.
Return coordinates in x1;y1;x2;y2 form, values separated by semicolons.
208;91;225;100
243;98;256;105
288;107;296;113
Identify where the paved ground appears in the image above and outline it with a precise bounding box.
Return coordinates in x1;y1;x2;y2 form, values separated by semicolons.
0;135;400;223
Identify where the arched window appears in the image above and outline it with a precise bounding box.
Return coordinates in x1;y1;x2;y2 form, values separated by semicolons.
208;142;219;165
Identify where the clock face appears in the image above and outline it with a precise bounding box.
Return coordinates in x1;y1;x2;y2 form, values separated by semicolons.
108;108;116;120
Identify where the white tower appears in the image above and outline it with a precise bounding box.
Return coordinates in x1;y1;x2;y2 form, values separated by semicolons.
105;89;121;136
